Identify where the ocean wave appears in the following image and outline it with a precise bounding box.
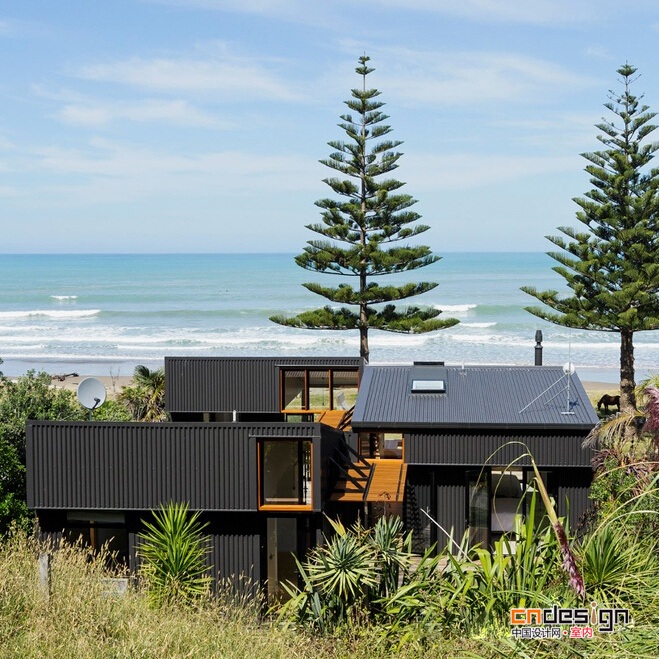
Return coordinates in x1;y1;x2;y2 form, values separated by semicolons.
461;322;497;328
50;295;78;301
434;304;477;313
0;309;100;319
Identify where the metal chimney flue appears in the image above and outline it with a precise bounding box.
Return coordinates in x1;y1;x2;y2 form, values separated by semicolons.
534;330;543;366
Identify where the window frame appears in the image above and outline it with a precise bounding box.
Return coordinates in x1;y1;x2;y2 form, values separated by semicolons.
279;367;359;414
257;437;314;512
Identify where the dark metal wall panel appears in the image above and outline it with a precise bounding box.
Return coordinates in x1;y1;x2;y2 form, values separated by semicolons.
165;358;277;413
406;431;592;468
556;468;593;531
28;421;324;513
405;468;434;554
165;357;360;413
210;529;261;586
436;468;467;551
406;467;466;555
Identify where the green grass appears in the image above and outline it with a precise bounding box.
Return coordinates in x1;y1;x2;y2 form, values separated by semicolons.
1;528;658;658
0;532;479;658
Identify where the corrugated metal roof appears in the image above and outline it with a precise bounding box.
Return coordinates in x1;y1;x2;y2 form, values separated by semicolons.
352;365;599;430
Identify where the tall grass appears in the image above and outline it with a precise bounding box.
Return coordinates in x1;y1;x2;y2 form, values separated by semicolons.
0;531;483;658
3;479;659;658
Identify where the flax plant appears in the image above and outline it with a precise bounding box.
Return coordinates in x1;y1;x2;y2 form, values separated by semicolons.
528;456;585;600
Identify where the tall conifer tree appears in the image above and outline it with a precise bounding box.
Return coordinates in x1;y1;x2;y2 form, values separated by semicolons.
270;55;457;363
522;64;659;413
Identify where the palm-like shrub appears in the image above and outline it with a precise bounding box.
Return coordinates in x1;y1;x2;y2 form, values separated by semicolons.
118;365;167;421
581;475;659;613
138;502;211;607
278;516;415;631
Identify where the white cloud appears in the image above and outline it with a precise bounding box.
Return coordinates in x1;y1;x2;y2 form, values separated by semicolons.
405;152;580;190
75;53;301;101
355;0;631;25
146;0;645;26
141;0;337;27
58;99;228;128
352;48;595;107
12;139;321;208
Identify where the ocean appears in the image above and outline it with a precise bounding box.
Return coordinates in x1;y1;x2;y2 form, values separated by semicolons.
1;252;657;384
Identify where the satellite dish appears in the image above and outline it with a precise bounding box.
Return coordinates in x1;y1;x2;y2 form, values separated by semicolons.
563;362;576;376
77;377;107;411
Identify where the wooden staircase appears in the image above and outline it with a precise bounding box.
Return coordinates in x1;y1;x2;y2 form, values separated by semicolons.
330;460;372;501
331;458;407;503
316;406;354;431
365;460;407;503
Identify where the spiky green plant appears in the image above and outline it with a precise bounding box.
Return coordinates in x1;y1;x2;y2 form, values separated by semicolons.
118;364;167;421
138;501;211;607
579;475;659;629
369;515;414;600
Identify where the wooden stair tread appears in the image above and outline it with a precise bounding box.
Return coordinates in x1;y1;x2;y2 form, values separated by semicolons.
365;461;407;503
317;410;350;428
331;457;407;503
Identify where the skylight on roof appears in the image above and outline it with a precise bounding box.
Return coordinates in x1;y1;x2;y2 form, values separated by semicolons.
411;379;446;393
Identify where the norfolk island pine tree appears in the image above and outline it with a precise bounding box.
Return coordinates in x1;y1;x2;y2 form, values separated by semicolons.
270;55;458;364
522;64;659;414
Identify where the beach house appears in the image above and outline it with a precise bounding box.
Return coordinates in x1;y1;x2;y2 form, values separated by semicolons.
26;355;598;599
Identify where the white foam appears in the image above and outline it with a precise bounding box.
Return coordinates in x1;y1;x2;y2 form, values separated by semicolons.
434;304;477;313
0;309;100;319
462;322;497;328
50;295;78;300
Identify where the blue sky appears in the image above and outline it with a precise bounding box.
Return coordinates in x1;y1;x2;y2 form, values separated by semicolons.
1;0;659;253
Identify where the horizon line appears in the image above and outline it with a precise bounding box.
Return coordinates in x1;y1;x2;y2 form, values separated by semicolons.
0;250;549;256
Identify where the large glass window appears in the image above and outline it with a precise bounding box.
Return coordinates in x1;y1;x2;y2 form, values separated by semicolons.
282;370;304;410
259;439;312;509
491;470;523;541
65;511;128;568
308;370;330;409
332;370;359;409
281;368;358;413
267;517;298;604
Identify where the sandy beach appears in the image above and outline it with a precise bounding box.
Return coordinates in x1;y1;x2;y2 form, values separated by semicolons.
48;374;134;400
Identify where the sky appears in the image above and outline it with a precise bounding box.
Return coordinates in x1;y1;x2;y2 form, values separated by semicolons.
1;1;659;254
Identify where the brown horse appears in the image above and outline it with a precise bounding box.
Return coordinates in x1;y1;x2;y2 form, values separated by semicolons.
597;394;620;413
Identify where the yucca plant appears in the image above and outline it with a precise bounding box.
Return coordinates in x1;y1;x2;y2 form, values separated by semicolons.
369;515;415;600
138;501;211;607
303;518;378;622
276;516;420;631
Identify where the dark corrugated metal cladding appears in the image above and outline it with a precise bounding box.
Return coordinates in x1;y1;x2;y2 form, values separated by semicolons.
28;421;325;512
165;356;360;413
352;365;599;429
406;431;593;467
557;468;593;530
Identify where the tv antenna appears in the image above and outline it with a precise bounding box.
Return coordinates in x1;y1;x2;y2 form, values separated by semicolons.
562;331;575;415
518;364;576;415
77;377;107;420
562;361;576;415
